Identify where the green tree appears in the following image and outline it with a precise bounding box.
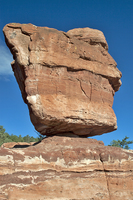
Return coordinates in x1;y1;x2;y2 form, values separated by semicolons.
18;135;24;142
0;125;11;146
0;125;43;147
10;134;20;143
23;135;31;143
109;136;133;149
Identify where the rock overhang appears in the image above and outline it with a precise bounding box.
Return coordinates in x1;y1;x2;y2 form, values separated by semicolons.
3;23;122;137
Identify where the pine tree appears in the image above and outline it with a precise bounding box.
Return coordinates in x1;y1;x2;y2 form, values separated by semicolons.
109;136;133;149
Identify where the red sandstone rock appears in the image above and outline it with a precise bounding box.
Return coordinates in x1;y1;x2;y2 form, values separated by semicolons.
3;23;122;137
1;142;35;148
0;137;132;200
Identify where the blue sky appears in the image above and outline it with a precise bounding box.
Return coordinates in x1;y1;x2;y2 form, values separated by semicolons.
0;0;133;148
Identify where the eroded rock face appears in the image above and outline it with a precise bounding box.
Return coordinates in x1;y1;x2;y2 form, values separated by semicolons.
1;142;35;149
0;137;133;200
3;23;122;136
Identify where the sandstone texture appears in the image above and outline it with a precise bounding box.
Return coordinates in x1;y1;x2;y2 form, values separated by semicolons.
0;136;133;200
1;142;35;149
3;23;122;137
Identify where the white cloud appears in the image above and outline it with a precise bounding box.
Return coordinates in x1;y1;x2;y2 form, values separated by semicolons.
0;44;13;75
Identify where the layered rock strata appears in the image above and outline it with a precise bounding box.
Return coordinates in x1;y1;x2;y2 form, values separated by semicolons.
0;137;133;200
3;23;122;136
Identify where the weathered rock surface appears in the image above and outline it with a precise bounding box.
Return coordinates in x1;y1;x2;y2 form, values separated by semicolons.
1;142;35;149
0;136;133;200
3;23;122;137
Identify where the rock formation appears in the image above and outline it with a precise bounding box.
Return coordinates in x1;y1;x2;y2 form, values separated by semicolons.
3;23;122;137
0;136;133;200
1;23;133;200
1;142;35;149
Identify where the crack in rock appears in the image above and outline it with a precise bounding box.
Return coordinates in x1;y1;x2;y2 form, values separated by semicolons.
100;154;111;200
77;78;91;100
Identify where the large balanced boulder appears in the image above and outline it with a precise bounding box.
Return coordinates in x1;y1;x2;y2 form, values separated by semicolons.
0;137;133;200
3;23;122;137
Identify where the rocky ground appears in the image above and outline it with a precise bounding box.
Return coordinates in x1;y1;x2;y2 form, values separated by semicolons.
0;136;133;200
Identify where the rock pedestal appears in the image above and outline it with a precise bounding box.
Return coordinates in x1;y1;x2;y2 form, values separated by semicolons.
0;137;133;200
3;23;122;137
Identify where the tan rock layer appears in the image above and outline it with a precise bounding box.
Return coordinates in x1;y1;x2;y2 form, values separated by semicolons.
3;23;122;136
0;137;133;200
1;142;35;149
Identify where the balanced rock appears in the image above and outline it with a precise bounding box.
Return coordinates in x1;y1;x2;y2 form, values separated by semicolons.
0;137;133;200
3;23;122;137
